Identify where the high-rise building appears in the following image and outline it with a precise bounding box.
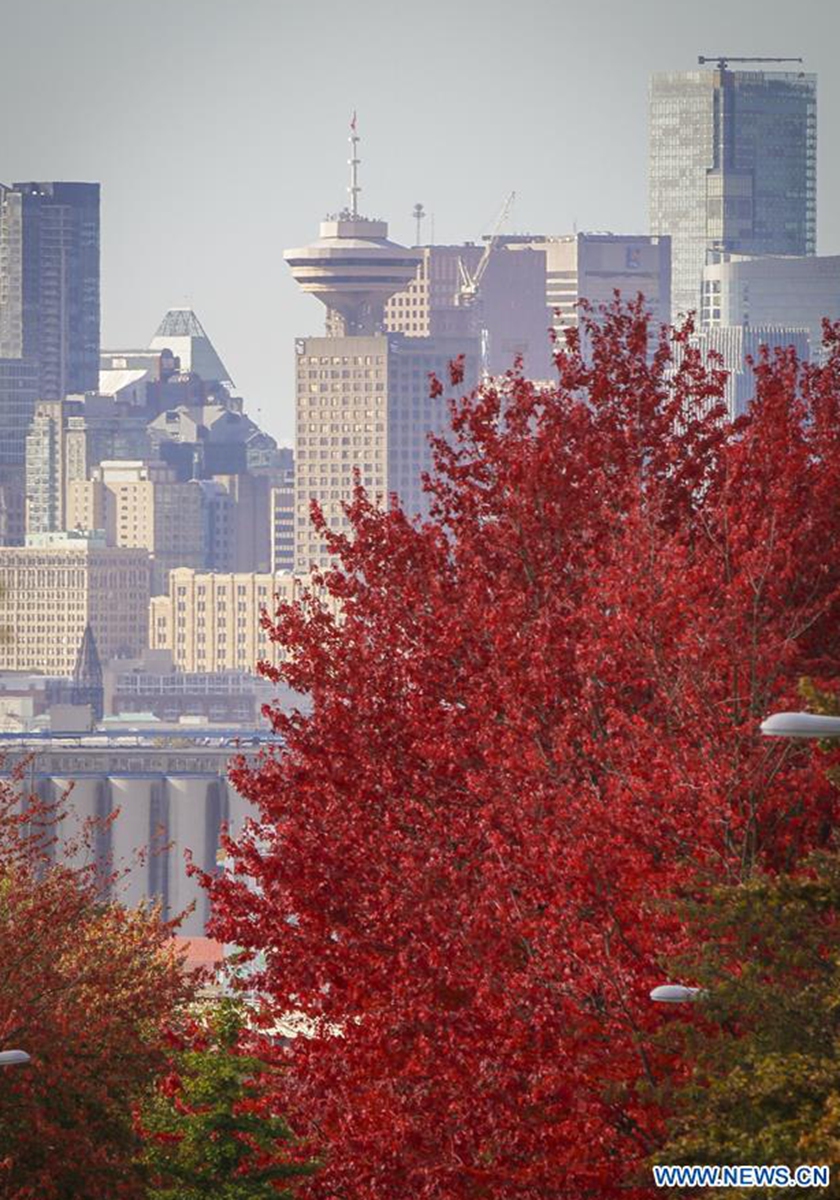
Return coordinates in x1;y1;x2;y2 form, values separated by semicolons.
25;400;67;534
0;182;99;541
196;472;272;573
0;357;38;473
503;232;671;337
0;182;100;402
0;531;149;675
24;395;152;538
66;460;204;594
700;254;840;361
385;244;552;377
649;64;816;319
270;448;295;574
292;333;477;573
681;325;811;418
285;125;479;573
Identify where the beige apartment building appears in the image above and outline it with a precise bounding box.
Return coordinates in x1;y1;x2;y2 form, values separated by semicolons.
150;569;313;674
0;531;150;675
67;460;204;594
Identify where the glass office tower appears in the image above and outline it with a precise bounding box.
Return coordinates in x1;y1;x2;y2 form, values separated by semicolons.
649;67;816;319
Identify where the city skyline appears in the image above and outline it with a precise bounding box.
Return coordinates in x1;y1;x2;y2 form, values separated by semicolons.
3;0;839;444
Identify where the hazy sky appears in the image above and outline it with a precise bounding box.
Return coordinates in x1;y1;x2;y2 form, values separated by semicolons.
3;0;839;443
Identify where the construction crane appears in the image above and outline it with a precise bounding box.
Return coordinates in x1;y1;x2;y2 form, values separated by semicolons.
698;55;804;72
456;191;515;307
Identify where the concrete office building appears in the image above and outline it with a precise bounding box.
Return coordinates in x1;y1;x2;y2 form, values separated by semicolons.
650;64;816;320
66;460;204;594
270;451;295;574
675;324;811;418
24;396;152;538
109;666;274;725
285;126;479;572
25;400;67;534
0;531;149;675
293;333;477;571
385;243;552;377
197;472;272;574
505;232;671;337
701;254;840;360
150;568;303;673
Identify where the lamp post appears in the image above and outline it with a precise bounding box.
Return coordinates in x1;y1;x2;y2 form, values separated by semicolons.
0;1050;30;1067
760;712;840;739
650;711;840;1008
650;985;704;1004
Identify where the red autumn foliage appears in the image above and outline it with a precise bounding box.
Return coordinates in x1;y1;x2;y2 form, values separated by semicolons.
0;772;195;1199
204;301;840;1198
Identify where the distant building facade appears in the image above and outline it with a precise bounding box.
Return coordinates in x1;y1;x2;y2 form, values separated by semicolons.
385;244;552;377
67;460;204;594
0;531;149;675
700;254;840;361
196;472;272;574
678;324;811;418
293;332;478;571
285;183;479;573
0;356;38;489
504;232;671;336
0;182;100;402
110;668;272;724
0;182;100;543
25;396;153;538
270;448;295;574
150;569;305;673
650;67;817;319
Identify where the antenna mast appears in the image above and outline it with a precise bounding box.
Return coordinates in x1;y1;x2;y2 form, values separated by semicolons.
348;111;361;217
412;203;426;245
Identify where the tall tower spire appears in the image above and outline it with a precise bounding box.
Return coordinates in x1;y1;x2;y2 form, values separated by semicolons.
284;121;421;337
348;111;361;218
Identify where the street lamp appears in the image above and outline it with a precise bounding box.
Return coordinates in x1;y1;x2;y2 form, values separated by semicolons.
650;711;836;1015
0;1050;30;1067
760;712;840;739
650;985;704;1003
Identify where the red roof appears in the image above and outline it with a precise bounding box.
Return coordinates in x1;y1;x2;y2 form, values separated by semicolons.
173;935;225;972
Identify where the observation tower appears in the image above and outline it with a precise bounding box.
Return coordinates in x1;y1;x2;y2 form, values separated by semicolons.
284;117;421;336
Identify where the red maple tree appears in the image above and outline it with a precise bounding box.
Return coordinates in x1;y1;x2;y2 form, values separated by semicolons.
0;774;195;1199
205;302;840;1198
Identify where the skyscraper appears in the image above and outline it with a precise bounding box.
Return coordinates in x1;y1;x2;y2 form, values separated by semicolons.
501;232;671;336
0;182;99;542
700;253;840;361
384;243;552;378
0;182;100;402
649;62;816;319
285;124;479;573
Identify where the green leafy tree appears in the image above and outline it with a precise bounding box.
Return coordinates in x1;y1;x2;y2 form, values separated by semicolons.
651;849;840;1197
140;998;314;1199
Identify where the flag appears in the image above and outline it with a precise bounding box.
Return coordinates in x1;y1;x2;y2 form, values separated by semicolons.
350;110;357;134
